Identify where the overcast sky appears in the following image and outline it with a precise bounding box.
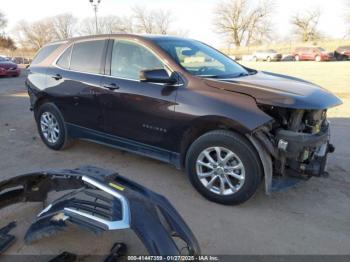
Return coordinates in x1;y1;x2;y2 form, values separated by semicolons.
0;0;348;47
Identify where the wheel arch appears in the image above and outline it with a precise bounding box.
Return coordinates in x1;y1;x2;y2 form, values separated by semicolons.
33;96;51;120
179;115;252;169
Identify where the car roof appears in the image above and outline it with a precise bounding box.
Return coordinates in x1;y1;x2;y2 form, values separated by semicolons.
48;34;190;46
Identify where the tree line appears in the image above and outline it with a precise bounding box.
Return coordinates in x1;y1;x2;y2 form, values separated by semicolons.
1;0;350;51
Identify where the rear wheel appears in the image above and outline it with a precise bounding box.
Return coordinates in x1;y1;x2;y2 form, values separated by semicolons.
295;55;300;61
185;130;262;205
315;55;321;62
266;56;271;62
36;103;71;150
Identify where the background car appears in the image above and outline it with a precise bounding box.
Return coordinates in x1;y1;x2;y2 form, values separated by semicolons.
292;47;333;62
334;46;350;61
252;49;282;62
11;56;31;64
0;56;20;77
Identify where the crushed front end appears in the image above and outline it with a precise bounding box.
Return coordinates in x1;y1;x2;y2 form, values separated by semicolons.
253;106;335;192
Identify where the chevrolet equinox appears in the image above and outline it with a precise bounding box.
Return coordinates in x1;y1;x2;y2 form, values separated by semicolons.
26;34;342;205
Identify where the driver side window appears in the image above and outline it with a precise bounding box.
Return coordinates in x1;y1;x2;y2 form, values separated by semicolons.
111;40;164;80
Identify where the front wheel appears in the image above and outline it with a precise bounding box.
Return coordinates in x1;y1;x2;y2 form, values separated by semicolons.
36;103;71;150
315;55;321;62
185;130;262;205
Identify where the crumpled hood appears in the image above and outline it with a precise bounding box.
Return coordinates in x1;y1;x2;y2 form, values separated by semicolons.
204;71;342;110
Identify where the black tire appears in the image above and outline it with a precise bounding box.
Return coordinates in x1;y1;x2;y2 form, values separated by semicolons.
36;103;71;150
185;130;262;205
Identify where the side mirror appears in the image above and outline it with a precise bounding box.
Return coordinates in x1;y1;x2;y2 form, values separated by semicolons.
140;69;177;84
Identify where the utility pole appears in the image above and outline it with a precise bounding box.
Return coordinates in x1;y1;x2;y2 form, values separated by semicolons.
89;0;101;34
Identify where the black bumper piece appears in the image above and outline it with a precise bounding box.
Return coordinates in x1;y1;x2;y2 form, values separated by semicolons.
0;166;200;256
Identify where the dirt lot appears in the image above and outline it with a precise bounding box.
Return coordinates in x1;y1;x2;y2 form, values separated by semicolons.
0;62;350;258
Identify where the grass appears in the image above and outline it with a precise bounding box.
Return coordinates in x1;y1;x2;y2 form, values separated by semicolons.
239;61;350;118
225;39;350;56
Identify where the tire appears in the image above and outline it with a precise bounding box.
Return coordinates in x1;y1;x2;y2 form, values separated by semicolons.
185;130;262;205
252;56;257;62
266;56;271;62
295;55;300;61
36;103;71;150
315;55;321;62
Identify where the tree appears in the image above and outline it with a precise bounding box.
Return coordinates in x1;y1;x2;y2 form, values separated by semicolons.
153;9;173;35
98;15;134;34
0;36;16;50
291;10;321;42
213;0;274;47
132;5;173;34
49;13;77;40
78;17;96;35
0;10;6;32
14;19;55;49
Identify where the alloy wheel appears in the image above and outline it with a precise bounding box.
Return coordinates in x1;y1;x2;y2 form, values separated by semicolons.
196;146;245;196
40;112;60;144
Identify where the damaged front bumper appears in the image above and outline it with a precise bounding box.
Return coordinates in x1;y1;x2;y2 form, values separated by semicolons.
275;125;334;177
0;166;200;256
250;121;335;194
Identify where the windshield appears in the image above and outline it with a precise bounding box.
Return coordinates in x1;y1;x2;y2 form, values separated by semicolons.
154;39;249;78
317;47;326;51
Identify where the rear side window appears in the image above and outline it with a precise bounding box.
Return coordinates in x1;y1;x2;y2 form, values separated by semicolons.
70;40;107;74
56;45;72;69
31;44;61;65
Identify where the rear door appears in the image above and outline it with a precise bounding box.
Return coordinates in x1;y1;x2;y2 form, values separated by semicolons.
100;39;178;151
46;39;108;131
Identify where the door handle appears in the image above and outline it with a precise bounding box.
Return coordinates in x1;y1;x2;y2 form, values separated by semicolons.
52;74;62;80
103;83;119;90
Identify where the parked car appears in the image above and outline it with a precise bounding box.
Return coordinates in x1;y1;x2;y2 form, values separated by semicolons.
334;46;350;61
292;47;333;61
0;56;20;77
12;56;31;64
26;35;342;205
252;49;282;62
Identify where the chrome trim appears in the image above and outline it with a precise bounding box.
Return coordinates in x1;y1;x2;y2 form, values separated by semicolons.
63;175;130;230
37;204;52;217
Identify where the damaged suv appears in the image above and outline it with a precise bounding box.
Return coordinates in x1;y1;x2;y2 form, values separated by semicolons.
26;34;342;205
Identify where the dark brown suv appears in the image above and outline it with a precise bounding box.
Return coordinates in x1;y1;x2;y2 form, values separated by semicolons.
26;34;342;205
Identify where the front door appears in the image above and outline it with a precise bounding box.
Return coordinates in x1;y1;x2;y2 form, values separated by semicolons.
100;39;178;151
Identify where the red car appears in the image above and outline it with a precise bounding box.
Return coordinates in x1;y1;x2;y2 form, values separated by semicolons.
0;57;21;77
292;47;333;62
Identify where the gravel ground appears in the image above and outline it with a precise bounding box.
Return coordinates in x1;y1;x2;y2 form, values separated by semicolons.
0;67;349;258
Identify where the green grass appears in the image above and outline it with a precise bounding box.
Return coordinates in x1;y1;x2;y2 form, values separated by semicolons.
224;39;350;56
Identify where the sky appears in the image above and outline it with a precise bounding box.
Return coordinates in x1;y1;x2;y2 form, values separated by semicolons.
0;0;348;47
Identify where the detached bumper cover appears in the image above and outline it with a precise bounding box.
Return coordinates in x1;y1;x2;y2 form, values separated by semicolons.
0;166;200;255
